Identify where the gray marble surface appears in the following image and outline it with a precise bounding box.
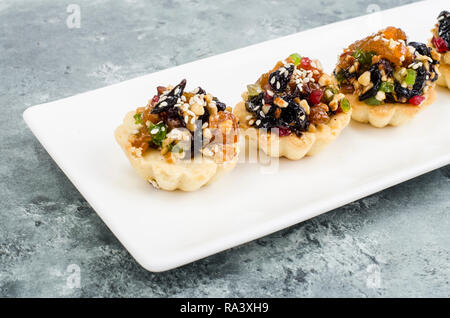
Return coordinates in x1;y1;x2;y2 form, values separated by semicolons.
1;0;449;298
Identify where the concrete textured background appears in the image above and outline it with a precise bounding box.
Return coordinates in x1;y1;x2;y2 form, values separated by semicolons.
1;0;449;297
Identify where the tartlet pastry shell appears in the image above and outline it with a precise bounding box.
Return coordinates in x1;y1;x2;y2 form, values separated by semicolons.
436;61;450;89
346;88;436;128
233;97;351;160
115;111;237;191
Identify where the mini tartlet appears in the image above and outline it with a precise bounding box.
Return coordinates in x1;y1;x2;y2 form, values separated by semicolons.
115;80;239;191
234;54;352;160
431;11;450;89
334;27;440;128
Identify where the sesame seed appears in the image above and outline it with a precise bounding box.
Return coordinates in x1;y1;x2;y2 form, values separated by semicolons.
202;122;208;129
276;82;280;90
150;128;159;134
245;115;253;120
193;87;200;94
248;119;255;125
259;111;265;117
270;77;275;85
389;39;397;50
159;101;168;107
255;120;261;126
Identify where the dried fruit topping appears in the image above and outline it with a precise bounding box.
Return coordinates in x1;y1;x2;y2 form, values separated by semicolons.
277;127;291;137
335;27;439;106
300;57;312;69
432;36;448;53
131;80;236;161
382;26;407;41
151;79;186;114
340;98;351;113
309;104;330;124
289;53;302;66
269;64;294;92
349;27;410;66
245;54;346;136
309;89;323;105
437;11;450;52
247;84;262;97
408;95;425;106
359;62;382;101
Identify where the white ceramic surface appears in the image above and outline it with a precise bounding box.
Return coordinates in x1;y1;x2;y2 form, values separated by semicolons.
23;0;450;271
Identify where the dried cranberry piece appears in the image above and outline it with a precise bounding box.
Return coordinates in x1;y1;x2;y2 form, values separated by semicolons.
263;91;273;104
277;127;291;137
151;95;159;105
309;89;323;105
408;95;425;106
300;57;312;70
432;37;448;53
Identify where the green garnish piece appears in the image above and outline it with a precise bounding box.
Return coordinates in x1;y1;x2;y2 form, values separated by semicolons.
405;69;417;86
380;81;394;93
353;48;375;65
247;84;262;97
364;97;382;106
289;53;302;66
335;70;346;83
340;98;351;113
134;112;142;125
148;122;168;147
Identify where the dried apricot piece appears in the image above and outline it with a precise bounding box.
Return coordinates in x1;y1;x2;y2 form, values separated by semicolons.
349;27;411;66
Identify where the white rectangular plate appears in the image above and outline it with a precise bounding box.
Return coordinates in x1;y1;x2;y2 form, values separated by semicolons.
24;0;450;272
